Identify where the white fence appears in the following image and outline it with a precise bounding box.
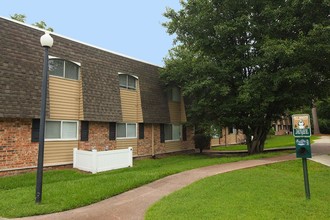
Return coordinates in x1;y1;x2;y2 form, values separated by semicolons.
73;147;133;174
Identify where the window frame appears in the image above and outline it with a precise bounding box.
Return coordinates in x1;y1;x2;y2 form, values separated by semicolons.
118;73;138;90
48;57;81;80
45;120;79;141
164;124;182;142
116;122;137;139
167;87;181;102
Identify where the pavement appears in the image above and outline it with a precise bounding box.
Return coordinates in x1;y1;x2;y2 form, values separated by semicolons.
9;136;330;220
309;135;330;166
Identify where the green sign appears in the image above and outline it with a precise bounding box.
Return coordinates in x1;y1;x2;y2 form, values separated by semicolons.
293;128;311;137
295;137;312;158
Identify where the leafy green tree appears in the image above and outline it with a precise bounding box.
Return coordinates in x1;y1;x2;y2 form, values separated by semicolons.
32;21;54;32
10;13;54;32
162;0;330;154
10;13;26;22
316;98;330;134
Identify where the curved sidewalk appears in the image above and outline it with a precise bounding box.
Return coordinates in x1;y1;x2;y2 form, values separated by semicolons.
17;154;296;220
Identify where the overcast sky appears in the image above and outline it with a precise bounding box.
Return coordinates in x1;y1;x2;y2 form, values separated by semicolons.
0;0;182;66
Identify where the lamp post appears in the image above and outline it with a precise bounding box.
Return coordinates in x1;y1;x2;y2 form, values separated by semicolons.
36;32;53;204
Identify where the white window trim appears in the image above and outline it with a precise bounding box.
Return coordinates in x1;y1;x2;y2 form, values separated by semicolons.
168;87;181;102
45;120;79;141
118;73;138;90
118;72;138;79
49;58;81;80
116;122;137;139
164;124;182;142
49;56;81;66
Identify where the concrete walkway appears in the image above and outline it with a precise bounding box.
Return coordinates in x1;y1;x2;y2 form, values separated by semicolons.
13;136;330;220
310;135;330;166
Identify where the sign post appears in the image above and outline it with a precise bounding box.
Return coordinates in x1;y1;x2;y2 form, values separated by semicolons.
292;114;312;199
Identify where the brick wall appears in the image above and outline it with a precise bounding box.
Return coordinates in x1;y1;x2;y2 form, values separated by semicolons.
219;129;246;145
80;123;194;156
0;119;38;171
0;120;195;176
137;124;153;156
181;126;195;150
79;121;116;151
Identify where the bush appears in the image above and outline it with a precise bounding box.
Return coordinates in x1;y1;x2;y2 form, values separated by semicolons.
194;134;211;153
319;119;330;134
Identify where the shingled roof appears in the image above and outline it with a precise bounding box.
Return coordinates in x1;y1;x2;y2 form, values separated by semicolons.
0;17;170;123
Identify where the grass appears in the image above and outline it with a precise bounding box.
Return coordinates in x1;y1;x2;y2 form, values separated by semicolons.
212;135;319;151
0;151;291;218
146;160;330;220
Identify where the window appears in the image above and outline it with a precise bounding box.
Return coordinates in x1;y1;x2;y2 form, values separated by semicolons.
116;123;137;138
119;74;137;89
167;87;181;102
164;124;181;141
49;59;80;80
45;120;78;140
228;125;236;134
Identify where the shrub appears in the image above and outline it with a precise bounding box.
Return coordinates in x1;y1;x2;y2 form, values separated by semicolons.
319;119;330;134
194;134;211;153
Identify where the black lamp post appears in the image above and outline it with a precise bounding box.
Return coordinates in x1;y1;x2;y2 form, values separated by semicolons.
36;32;53;204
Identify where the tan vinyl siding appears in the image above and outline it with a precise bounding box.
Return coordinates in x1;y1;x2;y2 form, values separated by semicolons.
44;141;78;164
79;80;84;120
120;84;143;122
116;139;138;155
49;76;83;120
180;97;187;122
168;101;181;123
168;96;186;123
165;141;182;152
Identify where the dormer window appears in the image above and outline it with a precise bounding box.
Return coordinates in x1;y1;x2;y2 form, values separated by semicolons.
167;87;181;102
49;59;80;80
119;74;137;90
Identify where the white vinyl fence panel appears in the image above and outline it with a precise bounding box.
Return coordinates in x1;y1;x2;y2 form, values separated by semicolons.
73;147;133;174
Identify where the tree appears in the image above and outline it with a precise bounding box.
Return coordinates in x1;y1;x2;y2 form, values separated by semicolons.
32;21;54;32
10;13;54;32
162;0;330;154
10;13;26;22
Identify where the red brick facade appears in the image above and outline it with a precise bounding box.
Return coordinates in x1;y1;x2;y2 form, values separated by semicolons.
0;119;38;174
0;119;195;176
78;122;116;151
137;124;153;156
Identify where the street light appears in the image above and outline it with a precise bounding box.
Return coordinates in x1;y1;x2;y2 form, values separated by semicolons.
36;32;53;204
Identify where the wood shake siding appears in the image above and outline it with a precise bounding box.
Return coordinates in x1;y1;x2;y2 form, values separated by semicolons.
116;139;138;155
49;76;83;120
120;84;143;122
0;17;170;123
0;17;196;174
44;141;78;164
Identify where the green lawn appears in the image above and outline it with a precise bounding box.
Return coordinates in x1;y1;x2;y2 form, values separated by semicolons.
146;160;330;220
0;151;291;218
212;135;319;151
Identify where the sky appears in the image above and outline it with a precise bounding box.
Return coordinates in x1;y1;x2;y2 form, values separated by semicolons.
0;1;182;66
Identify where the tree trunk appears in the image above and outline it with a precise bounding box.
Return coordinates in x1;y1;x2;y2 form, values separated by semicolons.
247;126;269;154
312;102;320;135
